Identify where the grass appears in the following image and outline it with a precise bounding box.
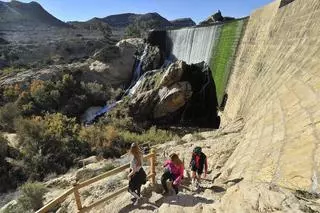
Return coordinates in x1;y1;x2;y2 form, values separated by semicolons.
118;126;179;145
210;20;245;106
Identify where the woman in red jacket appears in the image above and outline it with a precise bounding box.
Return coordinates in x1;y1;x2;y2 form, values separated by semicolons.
161;153;184;195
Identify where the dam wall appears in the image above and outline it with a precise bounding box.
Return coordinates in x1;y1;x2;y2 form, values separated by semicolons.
222;0;320;192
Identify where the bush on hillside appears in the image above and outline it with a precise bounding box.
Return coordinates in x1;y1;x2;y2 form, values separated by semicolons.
3;84;21;103
118;126;178;145
18;182;48;211
3;182;47;213
0;102;21;132
79;125;125;158
16;113;90;180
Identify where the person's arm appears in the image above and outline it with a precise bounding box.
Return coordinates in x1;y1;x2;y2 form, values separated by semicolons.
163;160;170;167
173;165;184;185
128;158;140;178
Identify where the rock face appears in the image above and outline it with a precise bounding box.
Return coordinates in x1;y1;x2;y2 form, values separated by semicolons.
153;82;193;118
88;38;144;86
139;45;162;75
199;10;235;26
221;0;320;192
126;60;219;127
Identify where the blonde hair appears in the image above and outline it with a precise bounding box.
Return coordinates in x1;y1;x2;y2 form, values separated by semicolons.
130;143;143;166
170;153;183;166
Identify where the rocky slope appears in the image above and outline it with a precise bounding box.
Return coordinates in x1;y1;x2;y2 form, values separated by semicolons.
0;0;69;30
16;119;319;213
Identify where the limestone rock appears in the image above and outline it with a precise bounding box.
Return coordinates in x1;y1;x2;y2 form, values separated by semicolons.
140;45;161;74
153;82;193;118
78;155;101;168
215;182;304;213
129;89;159;119
92;45;121;63
158;60;186;88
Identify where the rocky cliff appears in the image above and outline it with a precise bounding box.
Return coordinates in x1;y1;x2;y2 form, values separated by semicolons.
221;0;320;192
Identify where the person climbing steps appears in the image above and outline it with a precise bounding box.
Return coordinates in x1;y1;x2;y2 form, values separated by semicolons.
190;146;208;190
161;153;184;195
127;143;147;206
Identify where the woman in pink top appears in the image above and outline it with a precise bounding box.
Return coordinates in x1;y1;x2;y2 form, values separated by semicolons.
161;153;184;194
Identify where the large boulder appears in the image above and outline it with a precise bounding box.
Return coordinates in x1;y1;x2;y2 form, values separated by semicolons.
125;60;220;127
89;38;144;86
129;89;160;119
158;60;186;88
153;82;193;118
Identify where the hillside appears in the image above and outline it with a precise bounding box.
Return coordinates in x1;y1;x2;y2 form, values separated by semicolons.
170;18;196;27
101;13;173;28
0;0;69;30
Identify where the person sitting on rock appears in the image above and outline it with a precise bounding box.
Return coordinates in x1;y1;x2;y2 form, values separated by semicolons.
161;153;184;195
128;143;147;205
190;146;208;188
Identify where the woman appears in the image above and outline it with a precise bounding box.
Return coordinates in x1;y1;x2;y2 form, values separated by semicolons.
128;143;146;205
161;153;184;195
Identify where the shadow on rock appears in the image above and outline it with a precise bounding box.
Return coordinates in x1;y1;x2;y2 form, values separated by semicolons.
118;198;159;213
156;193;214;207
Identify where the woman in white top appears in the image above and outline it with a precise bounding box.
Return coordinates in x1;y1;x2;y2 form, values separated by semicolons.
128;143;146;205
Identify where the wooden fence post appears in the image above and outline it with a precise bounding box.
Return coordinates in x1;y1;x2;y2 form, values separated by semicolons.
150;149;156;185
73;183;82;212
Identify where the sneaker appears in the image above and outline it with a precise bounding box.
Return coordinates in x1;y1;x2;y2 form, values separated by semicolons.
162;190;169;195
131;197;137;202
133;198;140;206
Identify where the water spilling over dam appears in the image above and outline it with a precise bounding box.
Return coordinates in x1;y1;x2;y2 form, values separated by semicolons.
166;25;220;64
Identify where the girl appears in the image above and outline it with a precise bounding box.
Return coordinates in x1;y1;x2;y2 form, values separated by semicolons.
190;146;208;189
128;143;146;205
161;153;184;195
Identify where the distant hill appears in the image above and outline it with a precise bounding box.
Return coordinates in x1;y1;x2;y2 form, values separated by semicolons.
68;18;111;31
0;0;69;30
101;12;174;28
170;18;196;27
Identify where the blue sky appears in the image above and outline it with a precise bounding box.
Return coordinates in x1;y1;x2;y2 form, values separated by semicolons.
4;0;274;23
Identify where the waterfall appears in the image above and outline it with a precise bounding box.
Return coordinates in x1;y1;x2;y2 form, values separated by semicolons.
84;44;150;124
166;25;220;64
132;44;149;83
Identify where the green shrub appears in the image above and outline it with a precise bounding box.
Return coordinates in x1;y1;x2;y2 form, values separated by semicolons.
17;182;47;211
16;114;90;180
118;126;178;145
3;84;21;102
79;125;124;157
0;102;21;132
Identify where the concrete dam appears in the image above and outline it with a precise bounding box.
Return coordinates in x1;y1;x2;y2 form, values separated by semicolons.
152;0;320;193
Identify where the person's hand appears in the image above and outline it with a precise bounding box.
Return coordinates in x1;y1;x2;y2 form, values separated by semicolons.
128;174;132;180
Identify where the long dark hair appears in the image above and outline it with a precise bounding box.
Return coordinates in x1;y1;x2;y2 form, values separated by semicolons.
129;143;142;166
170;153;183;166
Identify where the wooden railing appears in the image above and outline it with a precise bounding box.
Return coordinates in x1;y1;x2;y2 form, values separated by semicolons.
36;149;156;213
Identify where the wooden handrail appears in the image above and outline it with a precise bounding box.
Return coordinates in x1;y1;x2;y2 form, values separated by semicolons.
36;188;74;213
80;173;154;212
37;150;156;213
